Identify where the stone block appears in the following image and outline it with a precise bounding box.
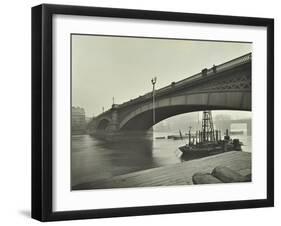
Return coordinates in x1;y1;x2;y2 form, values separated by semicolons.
192;172;223;184
211;166;249;183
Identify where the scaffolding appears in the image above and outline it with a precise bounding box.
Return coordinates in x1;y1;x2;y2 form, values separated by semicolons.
201;110;215;142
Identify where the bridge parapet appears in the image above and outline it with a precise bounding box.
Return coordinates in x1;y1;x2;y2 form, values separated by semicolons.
155;53;251;96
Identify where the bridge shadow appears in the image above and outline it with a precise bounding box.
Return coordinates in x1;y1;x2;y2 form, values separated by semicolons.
85;131;156;178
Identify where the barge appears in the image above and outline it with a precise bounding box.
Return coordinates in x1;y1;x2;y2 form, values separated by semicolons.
178;111;242;156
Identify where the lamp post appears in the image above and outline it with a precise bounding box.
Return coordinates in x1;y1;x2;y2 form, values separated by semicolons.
151;77;157;126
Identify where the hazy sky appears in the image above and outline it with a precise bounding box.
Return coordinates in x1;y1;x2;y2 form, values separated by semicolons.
72;35;252;117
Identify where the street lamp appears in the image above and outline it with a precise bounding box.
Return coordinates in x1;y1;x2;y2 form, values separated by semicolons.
151;77;157;126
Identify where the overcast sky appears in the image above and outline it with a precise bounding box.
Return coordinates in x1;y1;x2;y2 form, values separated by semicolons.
72;35;251;117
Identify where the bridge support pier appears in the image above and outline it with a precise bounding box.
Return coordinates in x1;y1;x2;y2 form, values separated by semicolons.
106;108;120;132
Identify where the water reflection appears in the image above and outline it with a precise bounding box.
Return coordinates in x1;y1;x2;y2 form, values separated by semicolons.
72;132;155;187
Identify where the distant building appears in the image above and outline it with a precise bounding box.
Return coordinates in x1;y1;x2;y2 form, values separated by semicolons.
85;117;92;124
72;106;86;135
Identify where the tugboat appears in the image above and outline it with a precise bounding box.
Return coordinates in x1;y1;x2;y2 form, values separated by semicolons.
178;111;242;157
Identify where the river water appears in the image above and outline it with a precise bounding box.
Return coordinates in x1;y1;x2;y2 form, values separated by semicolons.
71;131;251;187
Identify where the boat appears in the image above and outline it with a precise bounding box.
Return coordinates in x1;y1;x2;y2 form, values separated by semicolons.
155;136;166;139
178;111;242;156
167;135;188;140
179;139;242;153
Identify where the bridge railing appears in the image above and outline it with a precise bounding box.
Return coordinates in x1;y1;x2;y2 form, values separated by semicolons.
214;52;251;74
156;52;251;94
117;52;252;108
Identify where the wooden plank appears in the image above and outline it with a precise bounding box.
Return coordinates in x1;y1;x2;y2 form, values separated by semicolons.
73;151;251;190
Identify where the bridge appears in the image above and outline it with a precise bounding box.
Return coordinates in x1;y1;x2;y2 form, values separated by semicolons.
88;53;251;134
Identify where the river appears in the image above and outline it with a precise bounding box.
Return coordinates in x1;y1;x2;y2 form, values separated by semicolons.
71;131;251;188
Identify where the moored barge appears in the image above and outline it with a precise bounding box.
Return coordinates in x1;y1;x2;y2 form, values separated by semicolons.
178;111;242;156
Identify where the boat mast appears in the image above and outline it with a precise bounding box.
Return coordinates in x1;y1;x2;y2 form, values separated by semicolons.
201;110;215;142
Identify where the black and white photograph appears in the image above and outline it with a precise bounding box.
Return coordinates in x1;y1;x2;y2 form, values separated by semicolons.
29;2;274;222
71;34;252;190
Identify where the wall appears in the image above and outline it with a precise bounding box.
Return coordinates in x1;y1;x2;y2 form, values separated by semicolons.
0;0;279;225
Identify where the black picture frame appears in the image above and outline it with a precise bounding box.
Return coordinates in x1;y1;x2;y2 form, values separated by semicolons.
32;3;274;222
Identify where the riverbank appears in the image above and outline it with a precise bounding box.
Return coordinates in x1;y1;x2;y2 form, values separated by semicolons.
73;151;251;190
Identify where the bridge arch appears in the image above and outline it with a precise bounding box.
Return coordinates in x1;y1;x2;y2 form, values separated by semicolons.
119;91;251;130
96;118;111;130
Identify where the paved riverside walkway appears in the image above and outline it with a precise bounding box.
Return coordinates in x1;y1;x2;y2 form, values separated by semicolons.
73;151;251;190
